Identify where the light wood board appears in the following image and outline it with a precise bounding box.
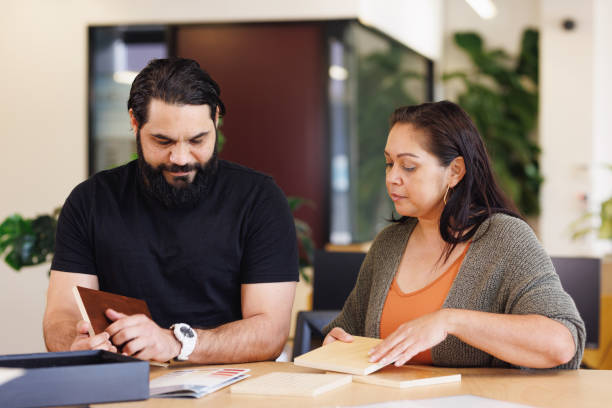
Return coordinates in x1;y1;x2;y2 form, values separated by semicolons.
352;365;461;388
293;336;388;375
230;372;351;397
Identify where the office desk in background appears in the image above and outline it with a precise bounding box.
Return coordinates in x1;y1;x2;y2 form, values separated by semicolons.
101;362;611;408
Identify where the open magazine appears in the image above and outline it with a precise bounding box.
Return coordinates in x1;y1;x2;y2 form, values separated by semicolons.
150;368;250;398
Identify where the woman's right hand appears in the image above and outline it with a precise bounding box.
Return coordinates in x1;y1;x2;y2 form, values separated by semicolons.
323;327;354;345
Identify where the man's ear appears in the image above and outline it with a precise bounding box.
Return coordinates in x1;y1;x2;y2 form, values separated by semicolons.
448;156;466;188
214;106;220;127
128;109;139;137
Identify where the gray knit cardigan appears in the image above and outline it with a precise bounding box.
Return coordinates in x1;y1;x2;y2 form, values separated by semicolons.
323;214;585;369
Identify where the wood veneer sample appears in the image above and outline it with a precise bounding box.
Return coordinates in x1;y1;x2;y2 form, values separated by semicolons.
293;336;389;375
352;365;461;388
72;286;152;337
230;372;351;397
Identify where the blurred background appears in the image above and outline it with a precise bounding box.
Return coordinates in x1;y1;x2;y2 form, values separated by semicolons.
1;0;611;366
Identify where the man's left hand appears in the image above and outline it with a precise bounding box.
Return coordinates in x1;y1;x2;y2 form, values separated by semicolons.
105;309;181;362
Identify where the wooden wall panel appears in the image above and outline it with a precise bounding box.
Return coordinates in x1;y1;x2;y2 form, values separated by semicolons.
176;23;328;248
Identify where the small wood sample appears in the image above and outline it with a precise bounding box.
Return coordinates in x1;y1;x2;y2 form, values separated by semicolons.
73;286;168;367
230;372;351;397
352;365;461;388
72;286;152;336
293;336;388;375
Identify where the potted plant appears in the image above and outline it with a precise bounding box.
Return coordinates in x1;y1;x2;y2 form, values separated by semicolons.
570;165;612;242
443;29;542;216
0;208;60;271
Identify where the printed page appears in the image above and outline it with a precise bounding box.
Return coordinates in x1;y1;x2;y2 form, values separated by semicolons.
150;368;250;398
338;394;533;408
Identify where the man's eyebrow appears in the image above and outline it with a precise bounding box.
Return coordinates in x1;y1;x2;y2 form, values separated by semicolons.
151;131;209;141
189;131;208;140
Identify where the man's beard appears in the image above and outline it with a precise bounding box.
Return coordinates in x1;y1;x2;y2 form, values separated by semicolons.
136;134;218;209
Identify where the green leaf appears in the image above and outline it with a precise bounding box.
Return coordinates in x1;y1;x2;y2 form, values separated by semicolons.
516;28;539;84
5;250;22;271
217;117;225;153
454;32;483;56
287;195;316;276
443;28;542;216
287;196;313;213
600;197;612;239
442;71;469;82
1;210;59;271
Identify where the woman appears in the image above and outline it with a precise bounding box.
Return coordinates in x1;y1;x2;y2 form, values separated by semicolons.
323;101;585;369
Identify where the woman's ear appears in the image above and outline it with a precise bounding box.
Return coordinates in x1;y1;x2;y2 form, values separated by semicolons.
215;106;220;127
448;156;466;188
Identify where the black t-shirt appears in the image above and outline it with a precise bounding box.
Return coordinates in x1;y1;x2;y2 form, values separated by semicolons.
52;160;298;329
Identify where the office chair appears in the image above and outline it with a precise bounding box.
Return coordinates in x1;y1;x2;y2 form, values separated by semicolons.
292;250;366;359
551;256;601;349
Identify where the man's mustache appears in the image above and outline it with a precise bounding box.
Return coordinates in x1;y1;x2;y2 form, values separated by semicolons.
156;163;201;173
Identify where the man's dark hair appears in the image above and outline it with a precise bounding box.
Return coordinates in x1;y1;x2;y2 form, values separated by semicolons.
389;100;521;260
127;57;226;127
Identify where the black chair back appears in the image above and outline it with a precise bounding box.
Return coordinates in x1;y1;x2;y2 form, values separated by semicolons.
551;256;601;349
312;249;366;310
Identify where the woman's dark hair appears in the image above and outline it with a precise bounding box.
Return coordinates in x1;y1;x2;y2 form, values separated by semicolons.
390;100;521;259
127;57;226;128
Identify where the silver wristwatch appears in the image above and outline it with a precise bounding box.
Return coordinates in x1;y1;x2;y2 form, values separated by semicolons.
170;323;197;361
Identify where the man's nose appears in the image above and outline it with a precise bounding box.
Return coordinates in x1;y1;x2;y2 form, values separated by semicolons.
169;143;190;166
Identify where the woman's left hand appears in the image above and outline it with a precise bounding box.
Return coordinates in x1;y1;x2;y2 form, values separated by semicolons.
368;309;451;366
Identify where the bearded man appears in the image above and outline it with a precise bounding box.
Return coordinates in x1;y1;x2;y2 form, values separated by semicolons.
43;58;298;364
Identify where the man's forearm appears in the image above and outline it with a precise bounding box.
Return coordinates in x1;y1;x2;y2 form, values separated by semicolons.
43;317;78;351
189;314;288;364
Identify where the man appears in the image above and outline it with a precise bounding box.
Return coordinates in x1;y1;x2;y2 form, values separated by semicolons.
43;58;298;363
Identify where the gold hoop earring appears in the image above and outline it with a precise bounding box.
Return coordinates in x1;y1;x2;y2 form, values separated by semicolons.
443;185;450;205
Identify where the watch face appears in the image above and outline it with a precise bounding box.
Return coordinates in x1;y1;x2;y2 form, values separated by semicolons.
180;325;195;338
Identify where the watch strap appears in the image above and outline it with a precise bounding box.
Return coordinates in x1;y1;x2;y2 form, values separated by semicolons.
170;323;197;361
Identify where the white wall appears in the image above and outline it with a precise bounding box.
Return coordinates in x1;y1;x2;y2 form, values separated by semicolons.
359;0;443;60
540;0;612;256
592;0;612;255
0;0;443;354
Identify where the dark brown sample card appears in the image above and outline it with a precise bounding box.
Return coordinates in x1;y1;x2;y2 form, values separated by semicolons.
72;286;152;336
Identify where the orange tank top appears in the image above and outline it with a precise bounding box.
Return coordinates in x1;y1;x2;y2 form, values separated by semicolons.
379;243;470;364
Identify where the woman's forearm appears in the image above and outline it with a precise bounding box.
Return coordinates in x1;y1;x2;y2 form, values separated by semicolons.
443;309;576;368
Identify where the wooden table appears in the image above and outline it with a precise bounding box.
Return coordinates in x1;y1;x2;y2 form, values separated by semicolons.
101;362;612;408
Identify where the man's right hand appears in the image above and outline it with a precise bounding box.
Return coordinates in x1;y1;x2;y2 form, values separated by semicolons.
322;327;354;346
69;320;117;353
